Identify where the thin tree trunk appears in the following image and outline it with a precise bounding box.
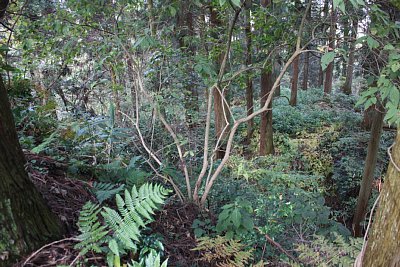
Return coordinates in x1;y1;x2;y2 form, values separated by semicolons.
0;75;63;266
210;6;229;159
274;60;281;97
148;0;156;37
302;51;309;90
352;107;385;237
318;65;324;87
110;65;121;124
245;2;254;143
177;0;198;127
324;5;336;94
290;54;299;106
342;18;358;95
362;128;400;266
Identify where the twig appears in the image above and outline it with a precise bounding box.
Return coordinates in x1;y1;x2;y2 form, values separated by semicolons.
23;237;80;266
264;233;298;263
354;194;381;266
388;142;400;172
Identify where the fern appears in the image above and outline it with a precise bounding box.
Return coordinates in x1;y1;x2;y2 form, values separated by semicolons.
74;202;109;255
193;236;254;267
92;182;125;203
75;183;171;266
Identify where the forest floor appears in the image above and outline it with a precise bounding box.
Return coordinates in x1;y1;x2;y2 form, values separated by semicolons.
17;152;201;267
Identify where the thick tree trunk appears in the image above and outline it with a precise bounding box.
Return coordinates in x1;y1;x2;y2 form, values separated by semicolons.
290;54;299;106
259;70;274;156
362;128;400;266
352;107;385;237
259;0;274;156
342;18;358;95
245;3;254;143
0;76;63;266
324;6;336;94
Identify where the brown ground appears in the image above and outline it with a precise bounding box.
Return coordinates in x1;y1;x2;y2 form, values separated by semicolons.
17;152;200;267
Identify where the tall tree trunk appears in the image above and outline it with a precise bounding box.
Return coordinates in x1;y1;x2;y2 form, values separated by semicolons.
324;4;336;94
352;107;385;237
259;0;274;156
148;0;156;37
210;6;229;159
318;65;324;87
302;50;309;90
245;1;254;143
0;75;63;266
342;18;358;95
259;70;274;156
110;65;122;124
274;60;281;97
178;0;198;127
290;54;299;106
362;128;400;266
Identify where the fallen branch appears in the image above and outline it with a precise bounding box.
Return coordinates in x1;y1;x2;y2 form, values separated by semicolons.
23;237;80;266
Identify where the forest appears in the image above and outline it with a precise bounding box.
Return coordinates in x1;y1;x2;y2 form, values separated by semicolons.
0;0;399;266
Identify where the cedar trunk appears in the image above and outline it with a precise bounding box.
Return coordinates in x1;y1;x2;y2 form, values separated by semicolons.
245;3;254;143
342;18;358;95
352;107;384;237
324;7;336;94
362;128;400;266
302;51;309;90
259;70;274;156
290;54;299;106
211;7;229;159
0;76;63;266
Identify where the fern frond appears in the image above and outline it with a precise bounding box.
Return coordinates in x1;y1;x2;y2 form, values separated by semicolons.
74;201;109;256
93;182;125;203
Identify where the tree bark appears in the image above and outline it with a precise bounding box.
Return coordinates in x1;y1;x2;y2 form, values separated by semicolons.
259;70;274;155
0;75;63;266
362;128;400;266
290;54;299;106
302;51;309;90
324;5;336;94
178;0;198;127
259;0;274;156
210;6;229;159
148;0;156;37
342;18;358;95
353;107;385;237
245;1;254;143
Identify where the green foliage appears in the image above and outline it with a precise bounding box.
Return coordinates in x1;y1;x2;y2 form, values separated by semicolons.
128;251;168;267
294;233;362;266
216;199;255;239
193;236;254;267
74;202;109;255
92;182;125;204
75;183;171;267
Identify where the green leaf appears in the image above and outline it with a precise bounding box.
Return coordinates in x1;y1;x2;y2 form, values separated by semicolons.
169;6;177;17
231;0;241;7
230;208;242;228
333;0;346;13
109;239;119;257
366;36;379;49
321;51;335;71
219;0;227;6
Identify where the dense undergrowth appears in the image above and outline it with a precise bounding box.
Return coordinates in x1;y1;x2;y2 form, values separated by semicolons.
13;86;394;266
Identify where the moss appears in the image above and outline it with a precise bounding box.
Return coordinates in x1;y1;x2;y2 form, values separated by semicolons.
0;199;20;264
